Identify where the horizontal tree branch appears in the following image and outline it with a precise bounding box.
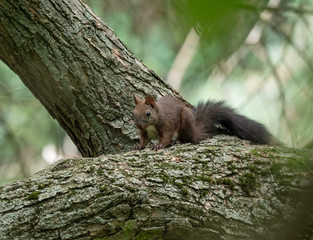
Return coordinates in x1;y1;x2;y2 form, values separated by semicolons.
0;135;312;239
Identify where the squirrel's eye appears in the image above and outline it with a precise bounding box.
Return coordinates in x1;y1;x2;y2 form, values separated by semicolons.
146;110;151;117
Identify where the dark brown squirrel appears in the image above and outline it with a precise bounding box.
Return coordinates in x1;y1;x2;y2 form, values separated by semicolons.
133;94;275;150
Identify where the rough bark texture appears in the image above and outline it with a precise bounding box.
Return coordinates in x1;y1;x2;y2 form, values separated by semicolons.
0;0;179;156
0;136;312;240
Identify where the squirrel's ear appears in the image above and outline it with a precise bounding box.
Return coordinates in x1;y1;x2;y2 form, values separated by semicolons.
145;94;156;108
133;94;142;105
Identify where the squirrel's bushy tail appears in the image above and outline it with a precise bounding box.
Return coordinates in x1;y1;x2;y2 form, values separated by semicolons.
193;100;275;144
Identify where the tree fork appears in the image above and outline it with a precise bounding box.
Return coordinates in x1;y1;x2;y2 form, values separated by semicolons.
1;1;313;239
0;0;178;156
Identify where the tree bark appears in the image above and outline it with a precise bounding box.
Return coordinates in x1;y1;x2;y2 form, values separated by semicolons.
0;0;179;156
0;136;312;240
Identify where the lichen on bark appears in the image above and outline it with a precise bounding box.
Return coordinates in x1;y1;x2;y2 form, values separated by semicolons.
0;135;312;239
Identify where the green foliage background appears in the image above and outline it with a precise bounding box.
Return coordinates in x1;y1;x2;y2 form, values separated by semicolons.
0;0;312;185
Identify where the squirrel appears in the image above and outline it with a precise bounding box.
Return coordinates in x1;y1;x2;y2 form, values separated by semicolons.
133;94;275;150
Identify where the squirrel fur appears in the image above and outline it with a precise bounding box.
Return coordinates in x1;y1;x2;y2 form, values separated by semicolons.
133;94;275;150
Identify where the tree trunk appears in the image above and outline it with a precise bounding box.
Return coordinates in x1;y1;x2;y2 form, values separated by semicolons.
0;0;179;156
0;136;312;240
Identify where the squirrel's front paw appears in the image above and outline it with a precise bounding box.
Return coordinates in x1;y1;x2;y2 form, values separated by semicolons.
152;143;164;150
133;144;144;150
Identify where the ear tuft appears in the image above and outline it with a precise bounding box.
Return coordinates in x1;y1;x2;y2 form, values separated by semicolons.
145;94;156;108
133;94;143;105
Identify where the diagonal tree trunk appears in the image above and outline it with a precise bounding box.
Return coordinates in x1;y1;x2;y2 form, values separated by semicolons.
0;136;312;240
0;0;179;156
